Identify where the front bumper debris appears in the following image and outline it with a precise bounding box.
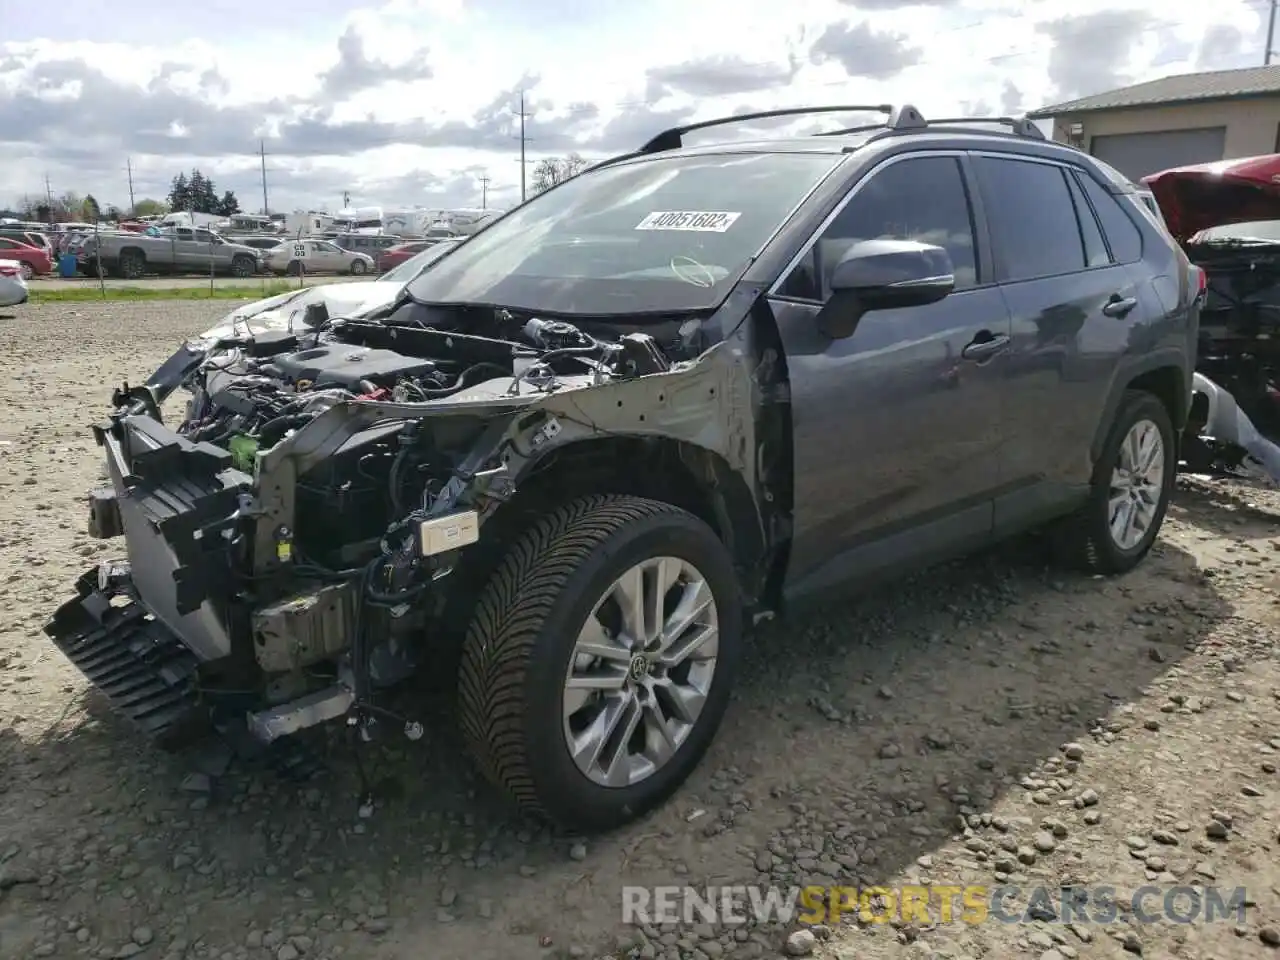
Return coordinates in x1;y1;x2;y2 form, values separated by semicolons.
44;562;207;749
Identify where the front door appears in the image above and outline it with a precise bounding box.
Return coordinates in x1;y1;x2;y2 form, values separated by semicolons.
768;152;1012;596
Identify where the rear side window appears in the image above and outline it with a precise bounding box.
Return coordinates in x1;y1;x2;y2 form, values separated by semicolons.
973;156;1085;282
1076;174;1143;263
1065;175;1109;267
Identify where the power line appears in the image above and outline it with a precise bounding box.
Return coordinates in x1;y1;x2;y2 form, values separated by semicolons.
259;140;270;215
513;90;534;202
1267;0;1277;64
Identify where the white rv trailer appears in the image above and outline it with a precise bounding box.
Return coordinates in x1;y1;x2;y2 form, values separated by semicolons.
331;206;384;235
423;208;503;236
284;212;337;238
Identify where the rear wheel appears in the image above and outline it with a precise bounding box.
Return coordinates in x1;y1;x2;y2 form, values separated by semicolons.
1052;389;1175;574
458;494;741;831
118;250;145;280
286;260;303;277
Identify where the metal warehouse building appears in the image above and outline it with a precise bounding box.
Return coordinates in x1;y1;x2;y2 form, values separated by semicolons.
1028;64;1280;182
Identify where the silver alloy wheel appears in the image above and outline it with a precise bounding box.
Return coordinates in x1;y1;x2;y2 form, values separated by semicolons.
562;556;720;788
1108;418;1165;551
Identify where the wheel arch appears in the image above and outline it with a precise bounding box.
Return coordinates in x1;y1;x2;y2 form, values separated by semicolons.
437;435;766;653
1090;352;1189;464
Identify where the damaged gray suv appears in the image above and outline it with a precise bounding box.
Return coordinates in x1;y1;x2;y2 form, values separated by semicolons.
46;104;1199;831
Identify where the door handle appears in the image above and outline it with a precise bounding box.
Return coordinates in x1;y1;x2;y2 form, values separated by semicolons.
961;331;1011;361
1102;294;1138;318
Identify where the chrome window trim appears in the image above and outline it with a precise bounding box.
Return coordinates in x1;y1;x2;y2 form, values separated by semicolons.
766;149;969;298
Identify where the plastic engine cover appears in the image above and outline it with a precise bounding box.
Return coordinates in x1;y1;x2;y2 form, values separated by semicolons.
270;344;438;390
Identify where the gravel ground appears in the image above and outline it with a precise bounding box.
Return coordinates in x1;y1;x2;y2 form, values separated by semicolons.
1;301;1279;960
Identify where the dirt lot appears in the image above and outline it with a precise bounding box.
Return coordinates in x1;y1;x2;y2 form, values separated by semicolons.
1;300;1279;960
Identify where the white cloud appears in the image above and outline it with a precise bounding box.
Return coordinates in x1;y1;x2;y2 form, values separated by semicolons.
0;0;1269;214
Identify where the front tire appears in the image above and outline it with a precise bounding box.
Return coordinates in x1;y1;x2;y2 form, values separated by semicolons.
350;259;368;275
19;262;33;281
458;494;742;831
1052;389;1176;574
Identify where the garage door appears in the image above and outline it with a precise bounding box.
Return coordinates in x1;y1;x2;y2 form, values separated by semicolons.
1088;127;1227;181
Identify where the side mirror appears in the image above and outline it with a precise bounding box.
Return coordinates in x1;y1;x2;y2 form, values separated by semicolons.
819;239;956;339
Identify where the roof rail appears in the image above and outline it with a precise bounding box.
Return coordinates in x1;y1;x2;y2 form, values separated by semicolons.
817;103;927;138
637;104;895;154
910;116;1046;140
817;110;1046;142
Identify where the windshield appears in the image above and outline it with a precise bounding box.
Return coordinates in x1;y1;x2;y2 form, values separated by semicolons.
405;151;841;315
1193;219;1280;243
380;241;460;284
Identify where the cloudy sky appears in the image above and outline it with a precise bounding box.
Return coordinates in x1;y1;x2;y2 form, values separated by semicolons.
0;0;1270;214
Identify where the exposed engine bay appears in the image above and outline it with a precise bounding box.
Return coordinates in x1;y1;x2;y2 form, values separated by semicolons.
47;294;743;754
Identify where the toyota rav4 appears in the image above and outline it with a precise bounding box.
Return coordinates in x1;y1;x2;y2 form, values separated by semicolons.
45;104;1199;831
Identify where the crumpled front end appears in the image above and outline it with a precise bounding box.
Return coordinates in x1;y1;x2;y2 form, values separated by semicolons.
45;408;259;747
43;298;751;756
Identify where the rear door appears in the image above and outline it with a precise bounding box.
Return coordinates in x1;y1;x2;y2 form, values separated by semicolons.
971;152;1142;532
769;151;1011;595
170;228;200;270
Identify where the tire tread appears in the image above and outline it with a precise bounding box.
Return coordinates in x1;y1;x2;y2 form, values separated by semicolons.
457;494;688;820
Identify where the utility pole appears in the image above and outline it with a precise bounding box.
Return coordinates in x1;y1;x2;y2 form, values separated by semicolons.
44;174;53;208
1268;0;1278;65
513;91;533;202
342;190;350;208
478;174;490;209
259;140;270;216
126;157;136;215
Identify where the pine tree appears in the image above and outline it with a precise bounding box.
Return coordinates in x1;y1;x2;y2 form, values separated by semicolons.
217;191;241;217
167;173;190;211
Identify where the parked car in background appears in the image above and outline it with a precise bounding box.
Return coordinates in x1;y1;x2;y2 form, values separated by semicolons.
237;237;286;252
331;233;403;258
0;237;52;278
263;238;376;276
378;240;432;272
0;259;29;306
0;229;54;260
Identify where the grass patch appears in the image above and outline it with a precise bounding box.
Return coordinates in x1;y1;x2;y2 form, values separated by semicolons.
31;282;301;303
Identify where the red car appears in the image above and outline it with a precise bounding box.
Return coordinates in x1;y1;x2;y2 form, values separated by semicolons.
378;241;431;272
0;237;52;279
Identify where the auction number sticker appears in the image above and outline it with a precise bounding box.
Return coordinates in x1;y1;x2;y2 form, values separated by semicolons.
634;211;741;233
293;243;306;258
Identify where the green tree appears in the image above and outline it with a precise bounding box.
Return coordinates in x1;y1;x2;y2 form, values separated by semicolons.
217;190;241;217
132;198;168;217
81;194;101;222
167;173;190;211
531;153;589;194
